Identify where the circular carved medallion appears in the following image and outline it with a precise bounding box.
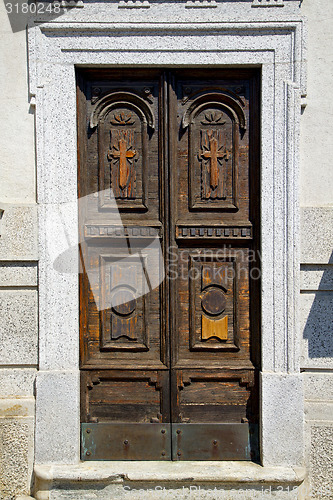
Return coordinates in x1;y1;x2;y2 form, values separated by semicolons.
112;289;136;316
201;287;226;316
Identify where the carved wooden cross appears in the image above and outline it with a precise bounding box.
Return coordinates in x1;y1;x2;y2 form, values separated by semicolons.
200;131;229;190
109;138;137;190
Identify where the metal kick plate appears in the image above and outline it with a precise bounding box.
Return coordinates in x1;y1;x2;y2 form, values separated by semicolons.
81;423;258;461
171;423;257;461
81;423;171;460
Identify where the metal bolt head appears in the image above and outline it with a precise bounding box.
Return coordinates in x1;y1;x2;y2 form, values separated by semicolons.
86;428;91;434
86;451;91;456
124;439;129;445
161;451;166;456
161;429;166;434
213;440;218;446
177;451;181;456
176;429;181;434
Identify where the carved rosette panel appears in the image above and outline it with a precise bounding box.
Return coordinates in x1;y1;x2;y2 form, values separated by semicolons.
100;255;148;351
189;254;239;351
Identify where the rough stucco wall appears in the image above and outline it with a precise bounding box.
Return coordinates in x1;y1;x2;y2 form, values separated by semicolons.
309;425;333;499
300;1;333;498
0;3;37;500
0;421;34;500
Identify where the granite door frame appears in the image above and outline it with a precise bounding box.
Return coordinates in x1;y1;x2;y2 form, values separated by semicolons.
28;15;306;471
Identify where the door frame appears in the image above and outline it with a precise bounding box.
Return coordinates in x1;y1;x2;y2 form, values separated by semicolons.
30;15;306;469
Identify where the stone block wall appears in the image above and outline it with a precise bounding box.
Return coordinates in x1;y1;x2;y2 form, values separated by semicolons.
0;4;37;499
300;207;333;499
0;226;37;500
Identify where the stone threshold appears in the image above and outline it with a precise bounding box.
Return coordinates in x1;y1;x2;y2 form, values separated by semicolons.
34;462;306;485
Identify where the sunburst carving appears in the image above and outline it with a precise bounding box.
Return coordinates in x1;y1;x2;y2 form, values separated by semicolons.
111;111;135;126
201;111;226;125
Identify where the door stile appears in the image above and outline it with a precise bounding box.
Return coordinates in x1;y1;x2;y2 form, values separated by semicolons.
77;73;89;372
160;71;171;424
249;72;261;373
167;72;180;429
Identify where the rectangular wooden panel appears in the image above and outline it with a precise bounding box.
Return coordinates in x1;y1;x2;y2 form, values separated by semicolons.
171;369;257;425
189;252;240;351
80;241;165;369
172;248;251;368
81;370;170;424
100;254;148;351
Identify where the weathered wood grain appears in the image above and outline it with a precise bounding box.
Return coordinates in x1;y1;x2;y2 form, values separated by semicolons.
78;69;260;455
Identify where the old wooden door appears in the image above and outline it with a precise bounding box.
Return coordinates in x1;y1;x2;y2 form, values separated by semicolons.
78;69;260;461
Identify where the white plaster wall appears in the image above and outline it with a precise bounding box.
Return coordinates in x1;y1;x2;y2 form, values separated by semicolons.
0;3;37;499
300;0;333;208
0;6;35;204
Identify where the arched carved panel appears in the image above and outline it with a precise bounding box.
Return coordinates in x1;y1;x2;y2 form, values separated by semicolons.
183;92;246;211
90;92;154;210
182;90;246;131
90;91;155;130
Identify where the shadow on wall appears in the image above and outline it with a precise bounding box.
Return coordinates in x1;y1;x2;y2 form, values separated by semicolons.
302;251;333;359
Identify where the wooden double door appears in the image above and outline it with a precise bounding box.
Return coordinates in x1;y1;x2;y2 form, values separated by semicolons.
78;69;260;461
